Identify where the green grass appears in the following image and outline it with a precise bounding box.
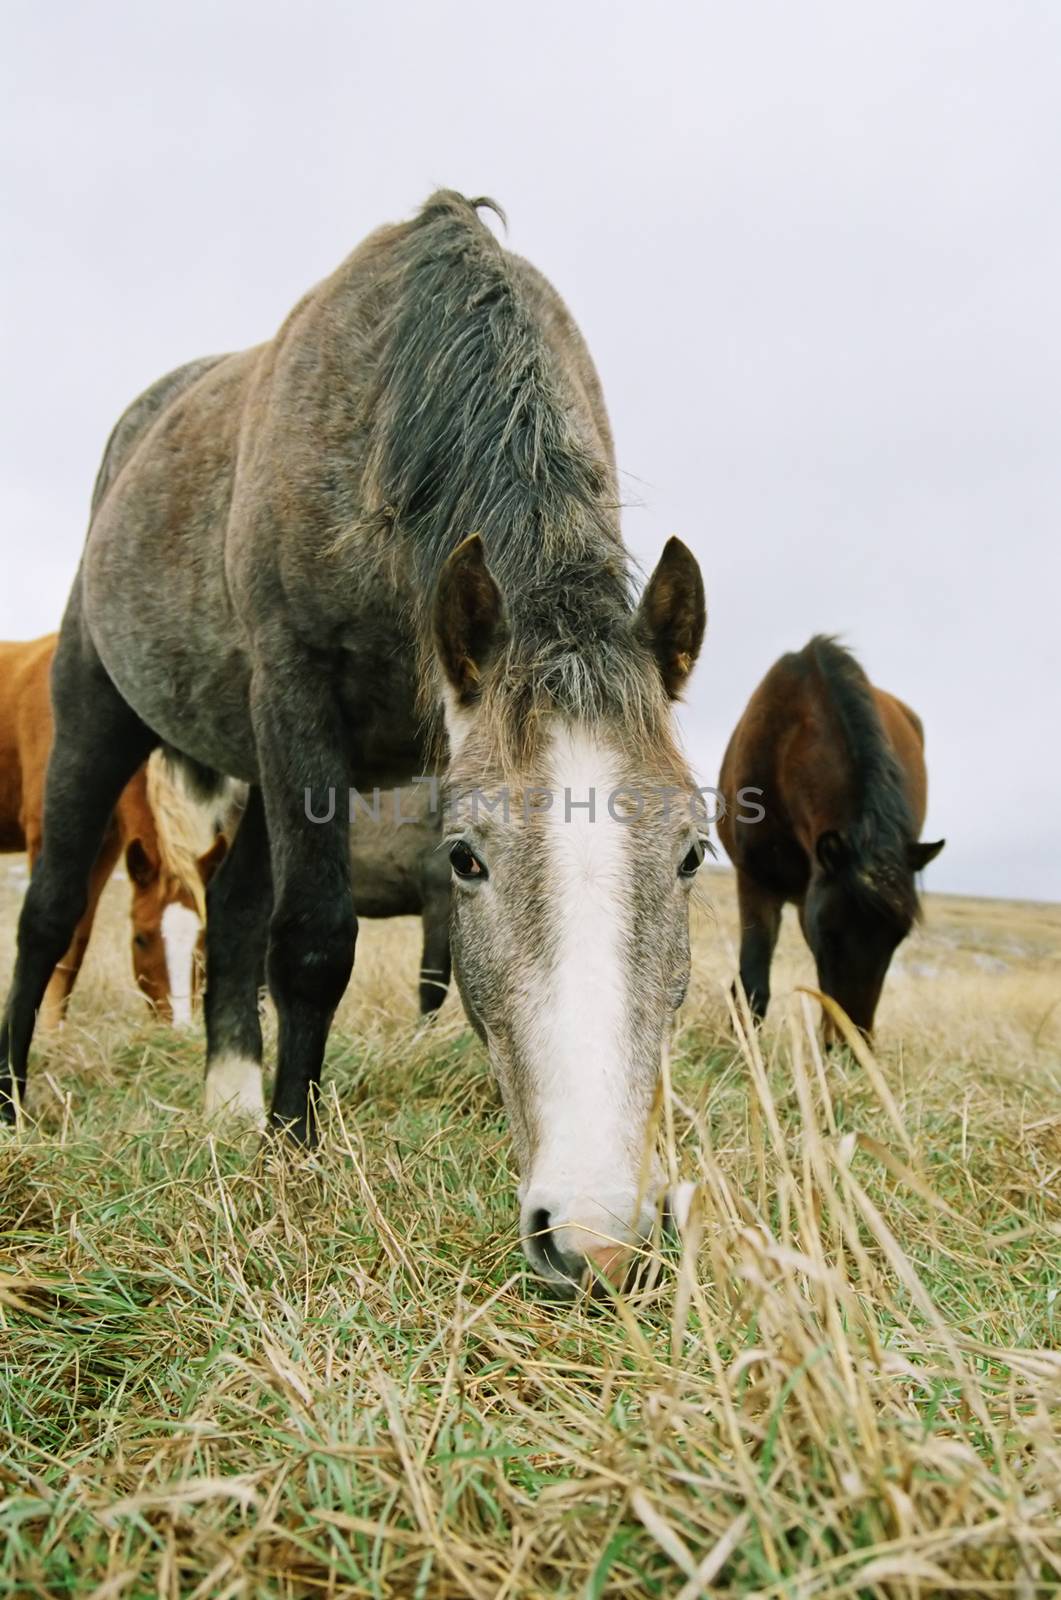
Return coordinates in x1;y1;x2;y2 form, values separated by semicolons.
1;877;1059;1597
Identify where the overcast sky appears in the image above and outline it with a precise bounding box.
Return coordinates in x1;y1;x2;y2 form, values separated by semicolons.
3;3;1059;900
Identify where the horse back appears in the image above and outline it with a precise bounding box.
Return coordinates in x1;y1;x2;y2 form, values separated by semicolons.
89;356;230;516
81;348;266;775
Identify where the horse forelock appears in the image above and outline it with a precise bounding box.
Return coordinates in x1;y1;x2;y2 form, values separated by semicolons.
146;751;243;921
363;190;619;562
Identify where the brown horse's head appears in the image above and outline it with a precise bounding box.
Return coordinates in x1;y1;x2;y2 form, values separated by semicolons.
803;830;945;1036
124;833;227;1023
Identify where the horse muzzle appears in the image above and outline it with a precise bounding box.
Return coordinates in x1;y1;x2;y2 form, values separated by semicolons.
519;1188;660;1293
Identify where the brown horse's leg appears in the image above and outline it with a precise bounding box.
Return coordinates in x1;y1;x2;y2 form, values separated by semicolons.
1;610;154;1119
417;840;451;1016
35;822;122;1031
734;870;783;1023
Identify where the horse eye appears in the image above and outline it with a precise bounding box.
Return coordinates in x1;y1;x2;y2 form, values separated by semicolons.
449;841;487;881
133;933;151;950
679;839;706;878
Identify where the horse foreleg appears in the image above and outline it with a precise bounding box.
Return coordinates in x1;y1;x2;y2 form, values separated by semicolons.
202;784;270;1127
0;619;154;1119
734;870;783;1024
36;824;122;1032
253;662;356;1145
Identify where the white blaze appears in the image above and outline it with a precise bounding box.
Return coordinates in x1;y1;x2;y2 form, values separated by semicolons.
520;726;645;1248
161;902;200;1029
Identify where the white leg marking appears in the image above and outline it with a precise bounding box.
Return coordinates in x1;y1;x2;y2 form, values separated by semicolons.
161;902;200;1029
204;1053;266;1127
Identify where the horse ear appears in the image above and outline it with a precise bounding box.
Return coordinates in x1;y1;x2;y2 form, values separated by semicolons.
908;838;945;872
636;537;706;699
816;830;849;875
125;838;158;889
197;835;228;888
433;534;507;706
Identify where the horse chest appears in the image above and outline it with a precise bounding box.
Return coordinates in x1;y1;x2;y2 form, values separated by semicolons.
745;831;810;902
334;648;425;789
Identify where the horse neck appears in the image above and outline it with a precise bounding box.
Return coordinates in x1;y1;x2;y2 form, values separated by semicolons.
794;667;919;921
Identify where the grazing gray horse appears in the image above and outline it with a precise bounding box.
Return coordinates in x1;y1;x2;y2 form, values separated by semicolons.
346;783;451;1016
1;192;706;1290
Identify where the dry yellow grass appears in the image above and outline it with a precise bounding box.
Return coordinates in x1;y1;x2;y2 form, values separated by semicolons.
1;855;1059;1597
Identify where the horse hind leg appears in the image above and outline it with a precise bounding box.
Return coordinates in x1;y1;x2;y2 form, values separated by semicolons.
0;628;154;1118
202;783;270;1127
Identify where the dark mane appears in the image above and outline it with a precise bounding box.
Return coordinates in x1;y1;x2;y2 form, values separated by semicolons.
362;190;672;764
804;636;920;924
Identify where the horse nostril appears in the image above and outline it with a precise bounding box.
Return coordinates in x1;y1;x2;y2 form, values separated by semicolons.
530;1208;580;1279
528;1208;633;1289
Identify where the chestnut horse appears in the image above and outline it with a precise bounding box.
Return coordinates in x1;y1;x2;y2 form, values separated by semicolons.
718;636;944;1036
0;635;218;1025
1;191;707;1292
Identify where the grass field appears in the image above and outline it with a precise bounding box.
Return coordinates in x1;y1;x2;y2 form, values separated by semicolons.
1;857;1059;1598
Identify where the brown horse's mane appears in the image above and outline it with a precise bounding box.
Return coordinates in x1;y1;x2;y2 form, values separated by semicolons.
803;635;920;925
360;190;675;769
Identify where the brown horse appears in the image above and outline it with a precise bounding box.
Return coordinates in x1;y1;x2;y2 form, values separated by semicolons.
0;635;218;1025
717;636;944;1036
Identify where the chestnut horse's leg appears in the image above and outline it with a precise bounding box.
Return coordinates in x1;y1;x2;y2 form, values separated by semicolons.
734;869;783;1024
252;653;356;1146
35;822;122;1032
0;620;154;1117
417;838;451;1016
202;784;271;1125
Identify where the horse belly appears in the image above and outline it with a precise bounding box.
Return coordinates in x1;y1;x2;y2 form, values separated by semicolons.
742;830;810;902
82;508;259;778
94;596;258;779
0;815;25;852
